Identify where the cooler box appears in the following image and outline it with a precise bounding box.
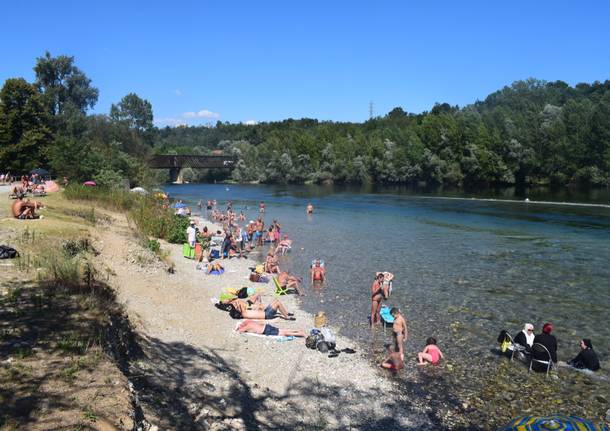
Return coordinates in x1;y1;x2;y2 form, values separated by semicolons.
182;243;195;259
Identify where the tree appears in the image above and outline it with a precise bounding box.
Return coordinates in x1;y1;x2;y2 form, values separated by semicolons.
34;51;98;116
0;78;53;172
110;93;153;132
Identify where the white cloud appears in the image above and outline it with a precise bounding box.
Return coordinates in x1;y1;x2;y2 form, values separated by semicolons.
244;120;258;126
155;117;188;127
182;109;220;119
174;89;182;96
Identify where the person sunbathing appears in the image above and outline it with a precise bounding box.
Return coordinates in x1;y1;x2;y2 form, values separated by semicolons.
236;319;305;337
278;272;304;296
11;199;43;219
264;251;280;273
227;298;295;320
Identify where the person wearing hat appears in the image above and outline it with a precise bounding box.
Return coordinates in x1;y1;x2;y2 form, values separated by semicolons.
533;322;558;364
186;220;197;247
568;339;600;371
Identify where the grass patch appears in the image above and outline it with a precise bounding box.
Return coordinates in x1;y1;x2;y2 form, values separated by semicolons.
64;184;189;244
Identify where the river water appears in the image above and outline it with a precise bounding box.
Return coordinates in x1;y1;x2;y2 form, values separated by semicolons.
165;183;610;428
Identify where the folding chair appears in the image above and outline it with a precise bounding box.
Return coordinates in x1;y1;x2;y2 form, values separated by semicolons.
529;342;553;376
273;276;289;296
499;331;517;361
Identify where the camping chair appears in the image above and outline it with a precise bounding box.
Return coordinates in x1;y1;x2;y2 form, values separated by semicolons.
273;276;289;296
529;342;553;376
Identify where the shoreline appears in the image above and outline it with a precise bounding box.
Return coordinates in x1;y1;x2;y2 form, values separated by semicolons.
93;209;434;429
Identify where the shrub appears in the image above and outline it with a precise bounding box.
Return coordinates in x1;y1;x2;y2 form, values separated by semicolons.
146;239;160;253
166;216;189;244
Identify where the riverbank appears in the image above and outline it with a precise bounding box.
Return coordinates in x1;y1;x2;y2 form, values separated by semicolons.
0;188;134;430
1;188;435;430
92;204;433;429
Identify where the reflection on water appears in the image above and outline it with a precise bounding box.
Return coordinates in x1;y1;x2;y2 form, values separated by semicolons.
166;183;610;427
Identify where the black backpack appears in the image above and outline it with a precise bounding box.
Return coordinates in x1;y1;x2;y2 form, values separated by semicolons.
0;245;19;259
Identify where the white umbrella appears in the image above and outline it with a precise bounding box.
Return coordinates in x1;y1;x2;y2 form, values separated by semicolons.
130;187;149;195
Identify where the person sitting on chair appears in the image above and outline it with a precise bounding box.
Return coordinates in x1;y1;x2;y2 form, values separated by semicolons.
532;322;558;371
278;272;304;296
512;323;535;360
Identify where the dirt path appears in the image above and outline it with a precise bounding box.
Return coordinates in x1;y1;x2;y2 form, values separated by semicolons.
95;211;432;430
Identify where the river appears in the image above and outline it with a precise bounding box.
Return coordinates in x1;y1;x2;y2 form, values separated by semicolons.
165;183;610;429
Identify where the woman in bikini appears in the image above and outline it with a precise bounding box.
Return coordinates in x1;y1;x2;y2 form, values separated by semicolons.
370;273;385;325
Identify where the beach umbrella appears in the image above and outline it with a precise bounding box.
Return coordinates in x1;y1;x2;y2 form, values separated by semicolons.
130;187;149;195
30;168;50;177
83;181;96;186
172;202;187;209
499;414;608;431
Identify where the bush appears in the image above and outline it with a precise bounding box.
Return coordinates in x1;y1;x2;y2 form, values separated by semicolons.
146;239;160;253
166;216;190;244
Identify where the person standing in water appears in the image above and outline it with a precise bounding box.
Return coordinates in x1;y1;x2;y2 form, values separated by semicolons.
259;201;265;213
310;259;326;284
306;203;314;214
370;273;385;325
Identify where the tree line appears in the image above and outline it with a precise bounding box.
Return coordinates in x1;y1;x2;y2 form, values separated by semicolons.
2;52;609;188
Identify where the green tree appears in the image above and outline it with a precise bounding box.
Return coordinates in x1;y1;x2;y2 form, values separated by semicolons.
0;78;53;172
34;51;99;116
110;93;153;132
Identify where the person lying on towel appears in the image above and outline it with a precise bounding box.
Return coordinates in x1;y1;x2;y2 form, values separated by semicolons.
236;320;306;337
225;297;295;320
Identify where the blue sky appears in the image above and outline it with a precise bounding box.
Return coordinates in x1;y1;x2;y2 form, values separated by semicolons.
1;1;609;126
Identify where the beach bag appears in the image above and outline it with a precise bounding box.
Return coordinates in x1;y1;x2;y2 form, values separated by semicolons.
319;327;336;350
0;245;19;259
236;287;250;298
249;272;260;282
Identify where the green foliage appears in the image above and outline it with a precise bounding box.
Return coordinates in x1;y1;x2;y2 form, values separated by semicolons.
166;216;190;244
110;92;153;132
150;79;610;187
146;239;161;253
93;168;124;189
0;78;54;172
34;51;98;116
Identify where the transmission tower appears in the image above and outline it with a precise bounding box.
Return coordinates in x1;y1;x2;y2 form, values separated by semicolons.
369;101;374;119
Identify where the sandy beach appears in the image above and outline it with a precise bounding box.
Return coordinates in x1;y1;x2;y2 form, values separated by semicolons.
92;209;432;430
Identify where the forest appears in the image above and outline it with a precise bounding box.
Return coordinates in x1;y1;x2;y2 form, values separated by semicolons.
2;52;610;188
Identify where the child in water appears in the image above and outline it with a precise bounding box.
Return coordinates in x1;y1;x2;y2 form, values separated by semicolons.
417;337;443;366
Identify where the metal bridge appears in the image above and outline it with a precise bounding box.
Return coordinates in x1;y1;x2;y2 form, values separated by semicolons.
148;155;235;183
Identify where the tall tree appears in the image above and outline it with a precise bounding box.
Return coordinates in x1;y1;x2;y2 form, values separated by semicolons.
34;51;98;116
110;93;153;132
0;78;53;172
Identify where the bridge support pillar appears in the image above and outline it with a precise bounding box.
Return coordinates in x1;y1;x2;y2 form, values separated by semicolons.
169;168;182;184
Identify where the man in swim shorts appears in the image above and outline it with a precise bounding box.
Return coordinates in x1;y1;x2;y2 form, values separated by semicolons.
310;259;325;284
278;272;304;296
391;307;408;361
236;319;306;337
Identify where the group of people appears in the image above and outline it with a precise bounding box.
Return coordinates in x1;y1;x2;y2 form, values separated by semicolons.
506;322;600;372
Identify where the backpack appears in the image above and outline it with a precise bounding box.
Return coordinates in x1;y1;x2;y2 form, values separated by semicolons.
0;245;19;259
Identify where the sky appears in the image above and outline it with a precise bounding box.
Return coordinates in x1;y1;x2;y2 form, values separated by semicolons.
1;1;610;126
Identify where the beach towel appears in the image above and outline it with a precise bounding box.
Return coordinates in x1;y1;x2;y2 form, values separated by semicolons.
233;322;295;342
